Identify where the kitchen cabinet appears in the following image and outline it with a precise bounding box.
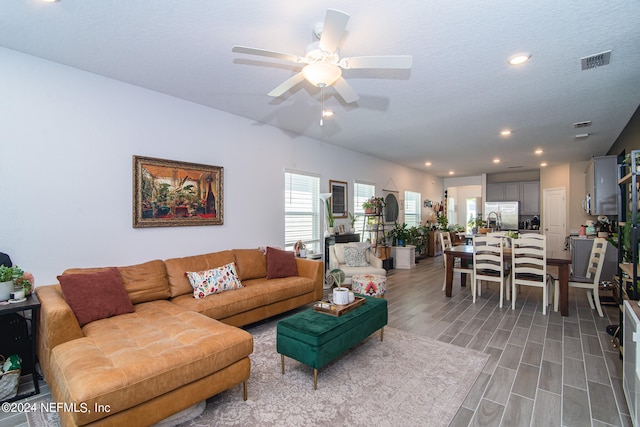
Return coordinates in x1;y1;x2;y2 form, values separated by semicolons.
585;155;617;215
486;181;540;215
486;182;519;202
520;181;540;215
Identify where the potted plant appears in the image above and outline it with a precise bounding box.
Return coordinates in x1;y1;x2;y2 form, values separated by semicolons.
362;197;386;214
362;198;376;214
0;265;24;301
388;222;410;247
348;212;358;232
324;198;335;233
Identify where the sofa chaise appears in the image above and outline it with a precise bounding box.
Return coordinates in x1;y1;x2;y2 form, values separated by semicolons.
36;248;323;427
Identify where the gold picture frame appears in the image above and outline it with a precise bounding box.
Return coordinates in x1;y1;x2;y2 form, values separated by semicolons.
329;180;348;218
133;155;223;228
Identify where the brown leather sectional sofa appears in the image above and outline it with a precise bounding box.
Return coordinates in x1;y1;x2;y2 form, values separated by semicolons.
35;248;323;427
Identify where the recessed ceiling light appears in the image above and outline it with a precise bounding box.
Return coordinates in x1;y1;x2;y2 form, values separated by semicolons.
322;110;334;118
424;162;432;167
535;149;543;155
540;162;548;167
493;158;500;163
500;130;512;136
508;53;531;65
448;171;455;175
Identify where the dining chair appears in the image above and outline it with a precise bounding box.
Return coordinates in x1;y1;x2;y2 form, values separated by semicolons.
440;231;473;291
473;234;510;307
552;237;608;317
511;233;550;314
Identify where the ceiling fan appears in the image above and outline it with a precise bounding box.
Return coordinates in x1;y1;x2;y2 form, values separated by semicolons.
232;9;412;104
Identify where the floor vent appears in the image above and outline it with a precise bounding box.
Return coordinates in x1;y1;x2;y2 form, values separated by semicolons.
573;120;592;129
581;50;611;70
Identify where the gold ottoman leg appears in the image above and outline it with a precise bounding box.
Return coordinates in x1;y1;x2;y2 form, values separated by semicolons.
281;354;285;374
314;368;318;390
381;327;384;341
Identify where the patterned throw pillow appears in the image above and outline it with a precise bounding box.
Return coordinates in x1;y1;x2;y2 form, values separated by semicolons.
343;246;369;267
186;262;243;299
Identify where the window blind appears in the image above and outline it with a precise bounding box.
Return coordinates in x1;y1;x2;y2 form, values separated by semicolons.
404;190;421;227
284;172;321;254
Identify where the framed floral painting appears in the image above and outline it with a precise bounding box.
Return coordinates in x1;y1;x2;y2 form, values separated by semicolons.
133;155;223;228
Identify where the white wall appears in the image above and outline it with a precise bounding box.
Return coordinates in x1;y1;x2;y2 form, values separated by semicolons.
0;48;442;285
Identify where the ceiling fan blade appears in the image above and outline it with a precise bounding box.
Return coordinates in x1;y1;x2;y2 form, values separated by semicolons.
339;55;413;70
268;73;306;97
232;45;303;64
333;77;359;104
318;9;350;53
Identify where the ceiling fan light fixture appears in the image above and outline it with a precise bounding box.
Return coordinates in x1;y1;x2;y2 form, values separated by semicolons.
302;62;342;87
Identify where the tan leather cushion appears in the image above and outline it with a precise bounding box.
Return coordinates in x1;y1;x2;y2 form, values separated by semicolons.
233;249;267;280
63;259;170;304
171;276;315;320
49;300;253;426
165;251;236;298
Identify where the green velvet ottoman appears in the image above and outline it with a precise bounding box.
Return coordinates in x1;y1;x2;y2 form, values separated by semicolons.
276;295;388;389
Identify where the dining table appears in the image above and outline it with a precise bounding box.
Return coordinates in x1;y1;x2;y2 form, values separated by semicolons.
444;245;573;316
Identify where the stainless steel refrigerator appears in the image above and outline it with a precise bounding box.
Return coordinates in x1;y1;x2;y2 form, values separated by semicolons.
484;201;519;231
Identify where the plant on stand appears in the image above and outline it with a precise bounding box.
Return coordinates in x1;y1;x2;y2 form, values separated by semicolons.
362;197;385;214
0;265;30;301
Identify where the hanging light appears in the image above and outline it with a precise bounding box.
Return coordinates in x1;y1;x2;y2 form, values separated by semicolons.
301;62;342;88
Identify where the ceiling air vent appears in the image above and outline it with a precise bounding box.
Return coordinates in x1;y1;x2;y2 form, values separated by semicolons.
573;120;592;129
507;165;523;169
581;50;611;70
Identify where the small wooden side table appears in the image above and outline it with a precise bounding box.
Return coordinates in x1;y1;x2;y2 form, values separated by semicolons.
0;294;41;402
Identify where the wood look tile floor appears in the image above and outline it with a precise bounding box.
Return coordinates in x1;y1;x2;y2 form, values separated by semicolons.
384;255;630;427
0;255;630;427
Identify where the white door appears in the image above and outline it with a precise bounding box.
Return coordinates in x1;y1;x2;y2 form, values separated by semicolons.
543;187;566;252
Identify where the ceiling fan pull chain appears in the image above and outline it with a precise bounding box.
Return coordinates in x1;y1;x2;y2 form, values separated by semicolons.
320;86;325;126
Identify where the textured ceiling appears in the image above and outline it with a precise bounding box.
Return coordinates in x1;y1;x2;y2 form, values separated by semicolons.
1;0;639;177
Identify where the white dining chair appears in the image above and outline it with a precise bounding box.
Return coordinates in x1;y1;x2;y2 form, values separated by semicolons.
473;234;510;307
552;237;608;317
511;233;550;314
440;231;473;291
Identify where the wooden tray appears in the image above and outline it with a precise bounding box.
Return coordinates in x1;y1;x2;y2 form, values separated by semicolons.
313;296;366;317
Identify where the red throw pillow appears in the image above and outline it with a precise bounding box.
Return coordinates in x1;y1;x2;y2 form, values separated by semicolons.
58;267;135;327
266;247;298;279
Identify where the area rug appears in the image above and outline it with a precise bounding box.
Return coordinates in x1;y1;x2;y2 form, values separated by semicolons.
180;322;488;427
27;321;488;427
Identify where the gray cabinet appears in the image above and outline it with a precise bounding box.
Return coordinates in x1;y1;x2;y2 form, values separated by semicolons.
585;155;617;215
486;182;520;202
521;181;540;215
486;181;540;215
486;183;505;201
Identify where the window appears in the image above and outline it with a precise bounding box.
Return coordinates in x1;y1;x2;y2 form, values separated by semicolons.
353;182;375;235
404;191;421;227
284;172;320;254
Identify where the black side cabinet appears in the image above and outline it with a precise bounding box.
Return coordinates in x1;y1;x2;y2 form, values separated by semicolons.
0;294;41;402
